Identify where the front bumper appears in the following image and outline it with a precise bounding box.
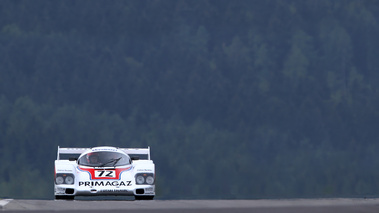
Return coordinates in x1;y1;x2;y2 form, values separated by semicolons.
54;184;155;197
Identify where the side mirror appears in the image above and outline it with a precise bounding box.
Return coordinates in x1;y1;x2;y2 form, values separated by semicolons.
69;158;77;161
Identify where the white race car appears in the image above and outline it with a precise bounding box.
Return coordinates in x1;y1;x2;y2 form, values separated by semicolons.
54;146;155;200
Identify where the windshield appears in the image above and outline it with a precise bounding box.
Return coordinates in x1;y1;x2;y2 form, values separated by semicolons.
78;151;131;167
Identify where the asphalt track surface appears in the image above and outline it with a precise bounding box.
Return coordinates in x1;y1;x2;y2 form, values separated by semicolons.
2;198;379;213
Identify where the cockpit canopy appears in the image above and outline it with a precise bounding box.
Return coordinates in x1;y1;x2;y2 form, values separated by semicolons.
77;151;131;167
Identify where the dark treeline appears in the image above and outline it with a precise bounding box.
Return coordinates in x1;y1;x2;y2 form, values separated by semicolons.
1;0;379;199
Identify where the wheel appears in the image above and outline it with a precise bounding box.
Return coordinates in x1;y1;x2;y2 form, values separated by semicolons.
55;195;75;200
134;195;154;200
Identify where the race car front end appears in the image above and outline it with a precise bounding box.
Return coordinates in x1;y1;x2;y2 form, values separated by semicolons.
73;165;136;196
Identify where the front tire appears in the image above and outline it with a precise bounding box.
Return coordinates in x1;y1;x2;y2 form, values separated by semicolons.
134;195;154;200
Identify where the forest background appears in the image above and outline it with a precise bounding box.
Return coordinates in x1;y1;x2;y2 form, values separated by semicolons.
1;0;379;199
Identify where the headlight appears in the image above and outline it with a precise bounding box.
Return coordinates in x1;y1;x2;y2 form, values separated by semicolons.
65;176;74;185
146;176;154;185
135;173;154;185
136;176;145;184
56;176;64;184
55;174;75;185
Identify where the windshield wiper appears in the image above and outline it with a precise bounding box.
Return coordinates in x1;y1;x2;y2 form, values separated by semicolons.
99;157;122;167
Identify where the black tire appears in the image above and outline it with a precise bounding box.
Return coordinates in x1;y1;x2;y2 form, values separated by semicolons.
134;195;154;200
55;195;75;200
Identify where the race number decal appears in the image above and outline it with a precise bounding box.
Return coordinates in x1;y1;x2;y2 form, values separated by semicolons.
95;170;116;178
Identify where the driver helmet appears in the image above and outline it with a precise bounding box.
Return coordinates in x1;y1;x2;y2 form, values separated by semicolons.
87;152;99;164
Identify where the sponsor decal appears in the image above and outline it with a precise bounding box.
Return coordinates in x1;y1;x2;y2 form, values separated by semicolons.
77;166;132;180
57;169;74;172
145;187;154;192
100;189;129;193
144;187;155;194
55;187;65;193
92;148;117;152
137;169;153;172
79;180;132;187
